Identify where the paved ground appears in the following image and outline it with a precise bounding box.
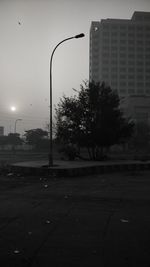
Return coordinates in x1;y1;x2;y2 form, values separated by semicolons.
0;170;150;266
12;159;150;168
11;159;150;177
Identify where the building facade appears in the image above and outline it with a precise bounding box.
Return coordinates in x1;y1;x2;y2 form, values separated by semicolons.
89;11;150;123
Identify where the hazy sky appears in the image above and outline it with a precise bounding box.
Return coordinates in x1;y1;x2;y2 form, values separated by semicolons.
0;0;150;135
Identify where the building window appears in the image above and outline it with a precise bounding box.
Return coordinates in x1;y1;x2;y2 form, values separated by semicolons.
136;68;143;73
120;53;126;58
120;60;126;65
128;60;134;65
146;55;150;60
120;32;127;38
103;52;109;58
137;89;144;94
102;76;109;81
145;61;150;66
128;54;135;59
120;67;126;71
103;24;109;30
120;81;126;86
120;46;126;51
137;40;143;45
138;54;144;59
136;33;143;39
111;74;117;79
103;31;109;38
128;83;135;89
120;39;126;44
111;39;118;44
111;60;117;65
111;25;118;30
120;74;126;79
111;53;117;58
145;76;150;82
137;82;144;87
128;25;135;31
120;25;126;30
111;46;118;51
102;60;109;65
128;46;135;52
146;89;150;94
128;75;134;80
111;67;117;73
128;89;135;94
146;34;150;39
128;40;135;46
145;68;150;73
128;33;135;38
120;88;127;94
102;45;109;51
128;67;134;72
111;31;118;36
103;38;110;43
136;26;143;31
137;75;144;81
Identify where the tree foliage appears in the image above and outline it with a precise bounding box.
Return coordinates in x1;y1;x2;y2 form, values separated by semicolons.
55;81;134;160
24;128;48;150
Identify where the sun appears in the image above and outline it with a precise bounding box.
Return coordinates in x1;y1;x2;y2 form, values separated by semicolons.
10;106;16;112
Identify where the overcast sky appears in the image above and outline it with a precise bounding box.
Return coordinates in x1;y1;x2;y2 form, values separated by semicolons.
0;0;150;135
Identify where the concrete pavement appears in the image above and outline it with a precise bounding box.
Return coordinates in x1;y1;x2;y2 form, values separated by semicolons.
11;159;150;176
0;170;150;266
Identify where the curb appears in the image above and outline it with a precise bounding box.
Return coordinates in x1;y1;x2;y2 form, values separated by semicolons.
10;161;150;177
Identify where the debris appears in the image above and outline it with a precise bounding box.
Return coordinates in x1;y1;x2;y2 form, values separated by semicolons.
13;249;20;254
45;220;51;224
64;195;68;199
7;173;14;177
44;184;48;188
120;219;129;223
28;231;32;235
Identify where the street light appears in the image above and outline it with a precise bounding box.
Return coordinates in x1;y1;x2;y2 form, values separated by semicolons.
49;33;85;166
14;119;22;133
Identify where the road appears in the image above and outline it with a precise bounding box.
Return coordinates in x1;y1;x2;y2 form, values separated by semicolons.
0;171;150;266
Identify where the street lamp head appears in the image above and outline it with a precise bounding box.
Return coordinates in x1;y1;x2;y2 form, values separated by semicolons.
74;33;85;38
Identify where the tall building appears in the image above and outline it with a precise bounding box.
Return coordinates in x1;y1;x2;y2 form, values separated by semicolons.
89;11;150;123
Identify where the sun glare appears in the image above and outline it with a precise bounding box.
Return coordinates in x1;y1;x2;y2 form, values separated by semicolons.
11;106;16;112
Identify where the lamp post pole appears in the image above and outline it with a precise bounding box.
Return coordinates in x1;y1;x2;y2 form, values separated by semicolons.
49;33;85;167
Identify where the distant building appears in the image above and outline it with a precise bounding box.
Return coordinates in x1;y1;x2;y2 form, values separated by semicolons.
89;11;150;123
0;126;4;136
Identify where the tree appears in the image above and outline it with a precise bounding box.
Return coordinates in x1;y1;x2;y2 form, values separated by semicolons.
55;81;134;160
24;128;48;150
